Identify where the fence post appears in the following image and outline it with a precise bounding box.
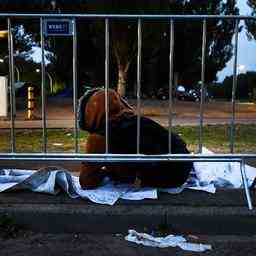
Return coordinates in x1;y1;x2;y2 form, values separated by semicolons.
168;19;174;154
240;159;253;210
40;17;47;153
105;18;109;154
7;18;16;152
230;20;239;153
199;19;207;153
136;18;142;154
73;18;78;153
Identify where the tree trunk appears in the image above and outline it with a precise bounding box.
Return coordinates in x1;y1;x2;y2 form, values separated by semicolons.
117;67;127;97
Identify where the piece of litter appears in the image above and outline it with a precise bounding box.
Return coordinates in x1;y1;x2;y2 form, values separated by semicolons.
125;229;212;252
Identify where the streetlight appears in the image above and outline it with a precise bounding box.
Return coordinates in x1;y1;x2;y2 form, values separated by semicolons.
36;68;53;93
0;57;21;82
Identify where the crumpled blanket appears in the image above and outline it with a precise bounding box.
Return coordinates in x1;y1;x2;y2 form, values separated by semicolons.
125;229;212;252
0;148;255;205
0;167;212;205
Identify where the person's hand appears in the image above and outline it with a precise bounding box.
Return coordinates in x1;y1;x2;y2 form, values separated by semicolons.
79;163;102;189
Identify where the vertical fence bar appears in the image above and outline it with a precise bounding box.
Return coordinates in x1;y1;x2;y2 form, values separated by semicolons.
105;18;109;154
199;19;207;153
240;159;253;210
137;18;142;154
40;17;47;153
7;18;15;153
168;19;174;154
230;20;239;153
72;18;78;153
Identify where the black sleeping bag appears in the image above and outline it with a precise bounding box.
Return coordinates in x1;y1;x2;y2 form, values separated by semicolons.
102;115;193;188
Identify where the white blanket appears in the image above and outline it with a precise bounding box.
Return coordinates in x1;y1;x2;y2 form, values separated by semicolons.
0;148;255;205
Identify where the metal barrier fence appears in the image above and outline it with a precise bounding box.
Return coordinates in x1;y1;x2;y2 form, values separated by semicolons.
0;14;255;209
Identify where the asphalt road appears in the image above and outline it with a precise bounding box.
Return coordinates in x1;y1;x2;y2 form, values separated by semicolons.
0;98;255;128
1;233;256;256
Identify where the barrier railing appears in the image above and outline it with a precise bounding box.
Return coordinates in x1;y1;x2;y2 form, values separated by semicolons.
0;13;255;209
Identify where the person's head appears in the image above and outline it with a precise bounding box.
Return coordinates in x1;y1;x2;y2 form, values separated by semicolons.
78;88;134;132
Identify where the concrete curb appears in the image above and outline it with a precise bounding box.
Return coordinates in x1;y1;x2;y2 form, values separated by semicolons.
0;189;255;234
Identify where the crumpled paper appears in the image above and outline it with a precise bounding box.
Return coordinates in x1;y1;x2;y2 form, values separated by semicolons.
125;229;212;252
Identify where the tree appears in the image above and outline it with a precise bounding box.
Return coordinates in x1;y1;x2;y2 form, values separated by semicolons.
246;0;256;40
0;23;35;80
161;0;239;89
83;0;239;95
219;71;256;100
0;0;239;97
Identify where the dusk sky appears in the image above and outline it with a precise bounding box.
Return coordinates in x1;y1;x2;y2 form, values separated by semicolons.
217;0;256;81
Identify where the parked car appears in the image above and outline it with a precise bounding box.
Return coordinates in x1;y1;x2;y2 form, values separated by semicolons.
155;87;180;100
155;85;190;100
155;87;169;100
154;85;210;102
175;90;199;102
155;85;197;101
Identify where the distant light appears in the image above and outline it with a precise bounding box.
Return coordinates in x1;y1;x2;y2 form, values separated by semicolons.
238;64;246;73
0;59;4;63
36;68;40;73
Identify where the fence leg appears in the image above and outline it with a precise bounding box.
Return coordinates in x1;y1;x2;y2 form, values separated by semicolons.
240;159;253;210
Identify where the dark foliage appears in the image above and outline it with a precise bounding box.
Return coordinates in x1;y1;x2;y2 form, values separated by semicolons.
0;0;239;96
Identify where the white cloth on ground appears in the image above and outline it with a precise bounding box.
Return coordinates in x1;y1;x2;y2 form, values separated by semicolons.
0;148;255;205
125;229;212;252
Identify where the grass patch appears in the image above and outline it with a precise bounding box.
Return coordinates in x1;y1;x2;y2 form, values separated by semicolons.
0;129;88;153
172;124;256;153
0;124;255;153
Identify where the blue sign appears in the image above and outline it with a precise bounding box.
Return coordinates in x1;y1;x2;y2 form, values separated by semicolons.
44;19;73;36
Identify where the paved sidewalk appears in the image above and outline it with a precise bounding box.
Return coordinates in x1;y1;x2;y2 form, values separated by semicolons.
0;189;255;234
1;117;256;129
0;189;256;255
